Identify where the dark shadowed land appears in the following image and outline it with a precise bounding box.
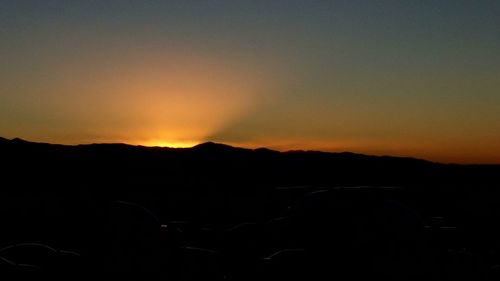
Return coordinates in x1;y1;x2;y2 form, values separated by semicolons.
1;137;500;280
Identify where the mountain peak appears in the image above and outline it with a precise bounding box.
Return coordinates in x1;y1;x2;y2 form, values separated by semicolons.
11;137;28;143
192;141;236;151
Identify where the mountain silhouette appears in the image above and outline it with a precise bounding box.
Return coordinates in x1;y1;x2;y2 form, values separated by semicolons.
1;136;497;188
193;141;234;149
1;136;500;279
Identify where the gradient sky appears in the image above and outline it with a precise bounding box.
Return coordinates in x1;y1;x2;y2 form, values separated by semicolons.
1;1;499;163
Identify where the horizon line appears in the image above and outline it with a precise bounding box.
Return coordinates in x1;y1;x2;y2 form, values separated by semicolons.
4;136;494;166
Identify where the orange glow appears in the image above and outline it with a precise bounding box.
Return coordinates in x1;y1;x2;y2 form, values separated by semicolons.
47;46;282;147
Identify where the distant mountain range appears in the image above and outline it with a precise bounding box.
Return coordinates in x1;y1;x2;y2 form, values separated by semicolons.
2;137;432;162
1;137;498;191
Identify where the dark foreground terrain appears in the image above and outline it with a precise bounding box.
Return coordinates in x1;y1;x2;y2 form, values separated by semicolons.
1;137;500;280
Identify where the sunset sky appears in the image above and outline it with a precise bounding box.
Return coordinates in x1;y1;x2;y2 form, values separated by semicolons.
1;1;499;163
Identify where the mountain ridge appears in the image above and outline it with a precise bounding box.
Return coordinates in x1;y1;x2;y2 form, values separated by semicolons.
1;135;499;196
0;136;442;165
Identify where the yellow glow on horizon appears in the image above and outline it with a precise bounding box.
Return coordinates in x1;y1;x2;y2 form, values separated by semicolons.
139;139;200;148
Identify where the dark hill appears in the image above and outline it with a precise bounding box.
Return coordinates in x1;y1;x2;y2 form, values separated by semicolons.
1;136;500;279
192;141;238;152
1;137;498;189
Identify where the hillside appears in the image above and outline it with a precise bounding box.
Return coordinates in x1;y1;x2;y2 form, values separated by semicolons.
1;137;500;279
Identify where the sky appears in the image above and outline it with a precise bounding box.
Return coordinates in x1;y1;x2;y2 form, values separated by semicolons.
1;0;499;164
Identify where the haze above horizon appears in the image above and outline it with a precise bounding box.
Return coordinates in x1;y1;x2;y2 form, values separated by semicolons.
1;1;499;164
